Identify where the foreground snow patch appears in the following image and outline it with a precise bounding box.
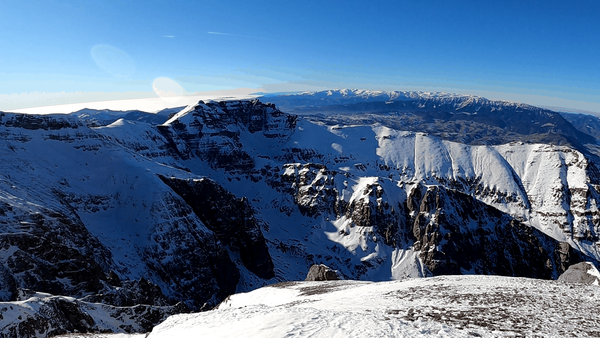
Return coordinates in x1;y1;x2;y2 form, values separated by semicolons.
55;335;146;338
148;276;600;338
151;303;464;338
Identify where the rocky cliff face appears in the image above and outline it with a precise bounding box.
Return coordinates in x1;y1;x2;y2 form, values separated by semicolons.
406;183;580;278
272;162;581;280
158;175;275;280
0;290;187;338
0;201;113;301
157;99;296;170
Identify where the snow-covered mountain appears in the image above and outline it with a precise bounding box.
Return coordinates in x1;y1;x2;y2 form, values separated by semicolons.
1;89;600;336
265;89;595;149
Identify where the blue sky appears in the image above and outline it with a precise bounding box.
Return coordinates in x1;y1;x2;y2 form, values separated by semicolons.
1;0;600;112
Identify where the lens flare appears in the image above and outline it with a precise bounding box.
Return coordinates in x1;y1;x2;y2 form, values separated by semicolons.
152;77;186;104
91;45;135;79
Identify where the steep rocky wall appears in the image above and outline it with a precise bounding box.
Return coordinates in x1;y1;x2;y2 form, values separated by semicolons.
407;184;581;278
157;99;297;171
158;175;275;280
275;163;587;279
0;200;115;301
0;292;187;338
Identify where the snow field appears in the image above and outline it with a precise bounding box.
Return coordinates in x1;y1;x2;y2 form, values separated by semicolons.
149;275;600;337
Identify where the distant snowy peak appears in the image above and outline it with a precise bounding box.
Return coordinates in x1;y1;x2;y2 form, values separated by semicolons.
265;88;548;112
302;88;470;100
262;89;596;150
266;88;494;107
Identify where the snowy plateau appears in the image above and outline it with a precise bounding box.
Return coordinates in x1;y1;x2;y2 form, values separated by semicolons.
1;89;600;337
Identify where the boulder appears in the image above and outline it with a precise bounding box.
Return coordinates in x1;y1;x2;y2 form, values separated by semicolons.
305;264;342;281
557;262;600;285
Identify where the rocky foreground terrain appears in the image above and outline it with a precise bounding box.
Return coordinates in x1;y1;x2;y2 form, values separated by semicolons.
2;89;600;336
51;262;600;337
169;274;600;338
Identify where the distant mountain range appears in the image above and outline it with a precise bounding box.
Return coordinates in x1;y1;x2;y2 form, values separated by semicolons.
1;89;600;337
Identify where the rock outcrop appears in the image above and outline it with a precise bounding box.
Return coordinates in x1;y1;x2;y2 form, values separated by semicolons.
305;264;342;281
557;262;600;285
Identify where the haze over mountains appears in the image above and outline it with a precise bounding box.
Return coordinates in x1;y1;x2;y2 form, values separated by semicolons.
1;89;600;337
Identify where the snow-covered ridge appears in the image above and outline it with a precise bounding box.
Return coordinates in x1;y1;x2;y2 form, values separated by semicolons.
262;89;596;152
264;88;533;110
278;119;599;247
